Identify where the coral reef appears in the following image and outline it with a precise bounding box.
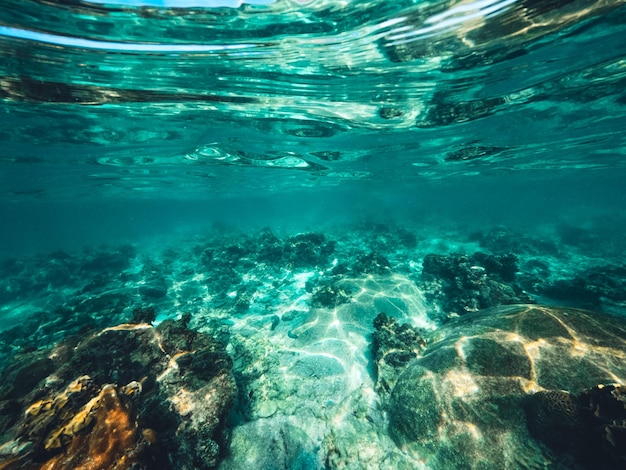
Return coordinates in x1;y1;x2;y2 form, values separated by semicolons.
350;252;391;275
307;276;354;309
1;223;626;469
16;377;166;469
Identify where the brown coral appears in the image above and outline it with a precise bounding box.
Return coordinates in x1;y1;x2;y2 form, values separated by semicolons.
19;375;97;452
40;384;149;470
5;378;165;470
524;389;583;451
0;316;236;470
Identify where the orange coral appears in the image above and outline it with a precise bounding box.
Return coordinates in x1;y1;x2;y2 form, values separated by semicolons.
39;384;151;470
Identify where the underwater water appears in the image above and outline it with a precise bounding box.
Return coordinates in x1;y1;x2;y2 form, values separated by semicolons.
1;0;626;468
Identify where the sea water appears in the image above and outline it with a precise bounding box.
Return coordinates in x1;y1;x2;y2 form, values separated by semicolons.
1;1;625;469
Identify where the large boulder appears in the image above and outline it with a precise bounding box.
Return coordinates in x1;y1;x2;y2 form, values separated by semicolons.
387;305;626;469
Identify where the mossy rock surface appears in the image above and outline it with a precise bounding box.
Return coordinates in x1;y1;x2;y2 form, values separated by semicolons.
389;305;626;469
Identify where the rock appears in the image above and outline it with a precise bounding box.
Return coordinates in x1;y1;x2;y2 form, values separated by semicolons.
219;419;321;470
0;353;56;401
420;252;534;317
287;233;334;268
281;310;299;322
131;306;157;324
538;264;626;310
469;226;558;255
0;400;20;438
371;313;427;394
0;314;237;470
308;278;353;309
387;305;626;469
256;231;334;268
81;245;136;273
351;252;391;275
139;283;168;300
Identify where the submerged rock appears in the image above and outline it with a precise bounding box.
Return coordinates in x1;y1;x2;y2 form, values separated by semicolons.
0;314;236;470
0;353;56;402
387;304;626;469
537;264;626;310
420;252;534;317
255;231;335;269
308;277;354;309
220;419;321;470
351;252;391;275
371;313;427;394
470;226;559;255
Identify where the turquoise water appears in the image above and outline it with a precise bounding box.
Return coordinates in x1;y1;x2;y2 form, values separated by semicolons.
1;1;626;469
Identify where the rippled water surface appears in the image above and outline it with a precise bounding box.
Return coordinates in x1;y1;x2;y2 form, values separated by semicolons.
2;0;626;200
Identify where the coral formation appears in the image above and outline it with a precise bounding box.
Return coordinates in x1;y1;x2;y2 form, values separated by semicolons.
525;384;626;468
371;313;427;393
0;313;236;470
20;377;165;469
524;389;583;451
420;252;534;317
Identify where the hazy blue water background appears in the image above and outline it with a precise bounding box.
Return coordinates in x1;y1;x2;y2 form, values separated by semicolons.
1;172;625;257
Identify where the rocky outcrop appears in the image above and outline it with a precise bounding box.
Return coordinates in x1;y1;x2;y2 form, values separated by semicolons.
371;313;427;394
0;314;236;470
420;252;534;317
